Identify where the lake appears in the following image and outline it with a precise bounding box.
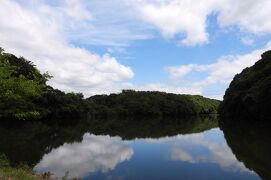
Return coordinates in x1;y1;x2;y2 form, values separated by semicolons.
0;116;269;179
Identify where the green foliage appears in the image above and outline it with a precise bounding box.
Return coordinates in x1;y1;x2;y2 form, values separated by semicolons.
87;90;220;117
0;167;40;180
0;53;45;120
0;53;48;84
0;153;41;180
37;87;88;119
0;154;9;166
220;50;271;121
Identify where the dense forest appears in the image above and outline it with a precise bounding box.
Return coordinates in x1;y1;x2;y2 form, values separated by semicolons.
87;91;220;117
0;48;220;121
219;50;271;121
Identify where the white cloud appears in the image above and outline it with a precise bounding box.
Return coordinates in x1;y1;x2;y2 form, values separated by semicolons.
133;0;271;45
72;0;271;46
217;0;271;34
134;83;202;95
135;0;217;45
165;64;196;79
35;134;133;179
82;0;271;46
0;0;133;97
66;0;153;47
62;0;94;21
165;42;271;99
105;41;270;98
84;81;203;97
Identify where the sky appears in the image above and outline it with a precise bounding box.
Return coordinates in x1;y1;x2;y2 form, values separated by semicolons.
1;0;271;99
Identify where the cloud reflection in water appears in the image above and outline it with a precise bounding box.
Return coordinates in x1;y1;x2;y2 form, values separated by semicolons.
145;128;252;172
35;133;133;178
35;128;258;179
170;129;252;171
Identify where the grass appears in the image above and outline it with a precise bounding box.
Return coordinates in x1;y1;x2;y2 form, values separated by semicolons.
0;154;50;180
0;166;41;180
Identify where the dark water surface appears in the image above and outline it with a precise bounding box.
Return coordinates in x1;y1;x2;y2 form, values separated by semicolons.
0;116;269;179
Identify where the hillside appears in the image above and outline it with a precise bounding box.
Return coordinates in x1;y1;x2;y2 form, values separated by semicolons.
219;50;271;121
87;90;220;117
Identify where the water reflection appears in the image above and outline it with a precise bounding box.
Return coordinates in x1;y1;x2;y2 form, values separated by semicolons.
167;129;249;172
35;134;133;178
0;116;217;166
221;121;271;180
35;129;259;179
88;115;218;139
0;122;87;166
0;116;268;179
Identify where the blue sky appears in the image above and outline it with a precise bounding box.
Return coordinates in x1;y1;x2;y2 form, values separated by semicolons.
1;0;271;99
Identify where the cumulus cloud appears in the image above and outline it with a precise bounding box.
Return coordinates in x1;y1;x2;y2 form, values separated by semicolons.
217;0;271;34
0;0;133;96
35;134;133;179
65;0;271;46
165;42;271;99
135;0;217;45
165;64;197;79
133;0;271;45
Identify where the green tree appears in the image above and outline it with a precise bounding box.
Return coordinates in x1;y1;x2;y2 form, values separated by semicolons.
0;52;45;120
219;50;271;121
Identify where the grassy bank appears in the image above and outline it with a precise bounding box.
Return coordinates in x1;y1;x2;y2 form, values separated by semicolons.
0;154;49;180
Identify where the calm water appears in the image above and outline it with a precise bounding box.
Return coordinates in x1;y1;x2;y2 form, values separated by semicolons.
0;116;269;179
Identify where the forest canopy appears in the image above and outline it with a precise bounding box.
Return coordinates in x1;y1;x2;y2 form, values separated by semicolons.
86;90;220;117
219;50;271;121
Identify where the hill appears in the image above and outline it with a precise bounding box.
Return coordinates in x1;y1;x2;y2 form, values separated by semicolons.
87;90;220;117
219;50;271;121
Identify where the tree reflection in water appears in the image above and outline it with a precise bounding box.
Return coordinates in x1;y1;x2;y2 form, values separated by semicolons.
220;120;271;180
0;115;217;167
0;116;269;179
